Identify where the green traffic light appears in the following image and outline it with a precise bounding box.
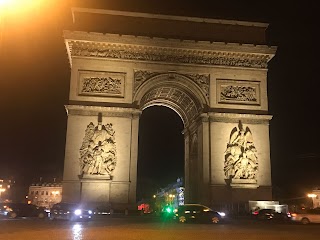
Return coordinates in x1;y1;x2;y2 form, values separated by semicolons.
165;207;172;213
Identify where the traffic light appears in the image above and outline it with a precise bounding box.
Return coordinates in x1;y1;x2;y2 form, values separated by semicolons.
165;206;173;213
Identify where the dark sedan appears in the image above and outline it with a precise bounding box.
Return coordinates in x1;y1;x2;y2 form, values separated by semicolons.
252;208;291;221
49;202;93;221
0;203;47;219
174;204;226;224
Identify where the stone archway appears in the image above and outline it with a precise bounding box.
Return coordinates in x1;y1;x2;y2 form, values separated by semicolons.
134;72;209;204
61;8;276;210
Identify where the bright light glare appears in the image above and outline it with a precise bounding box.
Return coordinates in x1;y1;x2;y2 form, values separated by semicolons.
74;209;82;215
307;193;317;198
165;207;172;213
0;0;46;15
218;212;226;217
72;223;82;240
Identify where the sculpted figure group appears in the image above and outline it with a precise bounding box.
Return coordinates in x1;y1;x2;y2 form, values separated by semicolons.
224;121;258;180
79;121;117;177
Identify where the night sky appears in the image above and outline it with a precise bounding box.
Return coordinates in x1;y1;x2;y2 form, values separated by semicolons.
0;0;317;200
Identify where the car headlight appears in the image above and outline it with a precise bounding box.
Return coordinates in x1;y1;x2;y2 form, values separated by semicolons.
88;210;92;214
74;209;82;215
218;212;226;217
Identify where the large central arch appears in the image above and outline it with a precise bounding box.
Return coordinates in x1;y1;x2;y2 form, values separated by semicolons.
134;72;208;203
61;8;276;210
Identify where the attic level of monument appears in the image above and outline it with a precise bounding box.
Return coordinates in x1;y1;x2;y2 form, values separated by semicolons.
64;31;276;69
71;8;269;45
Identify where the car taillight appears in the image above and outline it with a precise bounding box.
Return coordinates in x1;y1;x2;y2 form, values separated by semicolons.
253;211;259;215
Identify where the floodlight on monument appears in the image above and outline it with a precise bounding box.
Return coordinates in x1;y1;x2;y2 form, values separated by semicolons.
307;193;317;198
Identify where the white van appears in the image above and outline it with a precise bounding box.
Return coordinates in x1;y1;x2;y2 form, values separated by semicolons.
291;208;320;224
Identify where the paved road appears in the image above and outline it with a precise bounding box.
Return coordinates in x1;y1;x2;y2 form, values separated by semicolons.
0;215;319;240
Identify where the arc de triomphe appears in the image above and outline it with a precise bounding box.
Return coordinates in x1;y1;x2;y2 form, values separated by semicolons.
62;8;276;210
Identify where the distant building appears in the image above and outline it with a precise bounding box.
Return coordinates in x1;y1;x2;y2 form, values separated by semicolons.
0;178;15;202
28;182;62;209
311;189;320;208
154;178;184;211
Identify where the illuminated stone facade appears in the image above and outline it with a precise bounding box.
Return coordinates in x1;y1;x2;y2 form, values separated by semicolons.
62;9;276;209
28;183;62;209
0;179;13;202
311;189;320;208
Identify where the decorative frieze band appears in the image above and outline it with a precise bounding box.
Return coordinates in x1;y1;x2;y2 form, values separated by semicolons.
69;41;270;69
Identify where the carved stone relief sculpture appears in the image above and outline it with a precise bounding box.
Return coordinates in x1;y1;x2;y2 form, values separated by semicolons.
79;120;117;178
224;121;258;181
217;79;260;106
78;70;125;98
220;85;257;102
134;70;210;98
82;76;122;94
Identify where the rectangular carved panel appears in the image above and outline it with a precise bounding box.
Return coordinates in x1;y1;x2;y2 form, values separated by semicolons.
78;70;125;98
217;79;260;106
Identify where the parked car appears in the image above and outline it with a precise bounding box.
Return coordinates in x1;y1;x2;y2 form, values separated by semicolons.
174;204;226;224
49;202;93;221
252;208;291;221
0;203;47;219
291;208;320;224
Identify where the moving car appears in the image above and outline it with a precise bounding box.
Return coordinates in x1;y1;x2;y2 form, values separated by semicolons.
291;208;320;224
0;203;47;219
174;204;225;224
49;202;93;221
252;208;292;221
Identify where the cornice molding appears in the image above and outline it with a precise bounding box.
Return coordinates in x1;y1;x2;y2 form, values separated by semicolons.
65;105;141;118
72;8;269;28
208;112;272;124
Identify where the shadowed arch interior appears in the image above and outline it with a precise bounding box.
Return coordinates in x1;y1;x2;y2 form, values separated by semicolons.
136;106;184;200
